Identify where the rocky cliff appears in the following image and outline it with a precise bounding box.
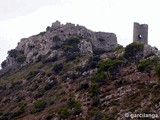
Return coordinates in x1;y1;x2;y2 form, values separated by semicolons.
2;21;117;69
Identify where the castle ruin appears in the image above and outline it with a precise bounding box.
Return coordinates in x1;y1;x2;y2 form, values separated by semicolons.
133;22;148;44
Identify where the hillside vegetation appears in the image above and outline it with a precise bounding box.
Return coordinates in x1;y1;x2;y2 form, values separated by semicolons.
0;22;160;120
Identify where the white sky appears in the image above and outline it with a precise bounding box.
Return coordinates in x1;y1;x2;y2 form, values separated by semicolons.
0;0;160;65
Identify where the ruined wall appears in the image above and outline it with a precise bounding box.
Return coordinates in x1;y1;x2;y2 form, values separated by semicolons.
133;22;148;44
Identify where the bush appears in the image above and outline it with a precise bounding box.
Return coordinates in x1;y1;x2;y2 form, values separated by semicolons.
58;107;69;119
86;55;101;69
33;99;47;112
42;56;58;64
93;48;106;55
68;97;82;115
90;82;99;96
1;60;7;68
114;80;128;88
18;103;25;114
91;96;100;107
8;50;26;63
92;71;106;84
65;52;79;62
114;45;124;51
29;83;39;91
52;35;61;42
27;70;39;79
34;89;45;99
16;55;26;63
137;59;152;72
62;37;81;62
63;37;80;46
78;83;89;91
8;49;17;57
76;66;87;73
52;63;63;74
44;81;57;90
98;59;123;73
74;105;82;115
67;73;81;80
124;42;144;61
155;65;160;76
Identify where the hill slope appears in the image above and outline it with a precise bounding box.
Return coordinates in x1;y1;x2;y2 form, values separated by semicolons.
0;21;160;120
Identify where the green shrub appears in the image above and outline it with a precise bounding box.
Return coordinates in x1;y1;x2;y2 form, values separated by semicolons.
52;35;61;42
16;55;26;63
90;82;99;96
42;56;58;64
93;48;106;55
92;71;106;84
155;65;160;76
68;97;82;115
124;42;144;61
33;99;47;112
86;55;101;69
1;60;7;68
52;63;63;74
8;49;17;57
114;80;128;88
34;89;45;99
62;37;81;62
58;107;69;119
114;45;124;51
67;73;81;80
44;81;57;90
65;52;79;62
18;103;25;114
68;97;80;107
63;45;79;52
107;107;118;120
29;83;39;91
77;83;89;91
27;70;39;79
137;59;152;72
91;96;100;107
74;105;82;115
98;59;123;73
63;37;80;46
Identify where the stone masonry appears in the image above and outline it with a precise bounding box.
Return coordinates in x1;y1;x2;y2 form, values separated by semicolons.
133;22;148;44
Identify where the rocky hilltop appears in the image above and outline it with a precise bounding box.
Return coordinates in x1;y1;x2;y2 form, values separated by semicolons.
2;21;117;69
0;21;160;120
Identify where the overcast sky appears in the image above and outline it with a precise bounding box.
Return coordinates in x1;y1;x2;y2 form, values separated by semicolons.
0;0;160;65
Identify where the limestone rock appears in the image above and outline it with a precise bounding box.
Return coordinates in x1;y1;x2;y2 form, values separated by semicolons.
143;44;160;58
78;40;93;55
1;21;118;70
93;32;118;51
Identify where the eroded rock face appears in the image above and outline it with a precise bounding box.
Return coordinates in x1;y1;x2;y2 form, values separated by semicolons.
78;40;93;55
2;21;118;69
94;32;117;51
143;45;160;58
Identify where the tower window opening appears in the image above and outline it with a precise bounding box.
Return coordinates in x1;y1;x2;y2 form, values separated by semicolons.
138;34;142;39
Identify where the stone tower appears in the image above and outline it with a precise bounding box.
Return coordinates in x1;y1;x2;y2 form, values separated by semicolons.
133;22;148;44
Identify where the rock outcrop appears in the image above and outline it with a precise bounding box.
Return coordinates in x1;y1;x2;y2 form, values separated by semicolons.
143;44;160;58
1;21;118;69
